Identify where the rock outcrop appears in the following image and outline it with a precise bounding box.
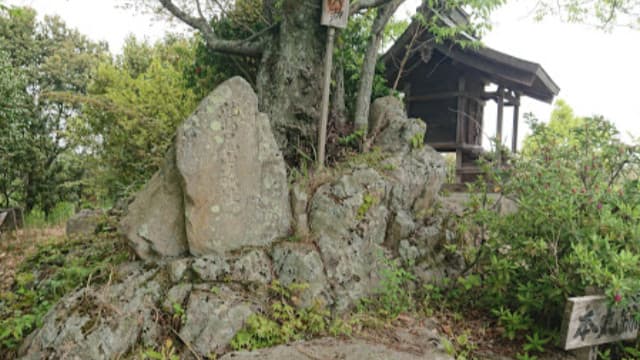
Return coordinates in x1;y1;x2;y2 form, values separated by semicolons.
120;77;291;260
22;90;460;359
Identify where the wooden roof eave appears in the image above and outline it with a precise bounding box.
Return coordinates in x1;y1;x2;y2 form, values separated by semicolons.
383;16;560;104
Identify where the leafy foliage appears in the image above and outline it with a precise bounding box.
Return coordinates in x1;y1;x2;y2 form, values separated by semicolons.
458;102;640;345
71;36;199;200
230;281;336;351
0;6;107;215
358;257;417;319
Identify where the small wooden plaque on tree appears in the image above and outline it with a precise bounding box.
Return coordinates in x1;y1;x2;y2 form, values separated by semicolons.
321;0;349;29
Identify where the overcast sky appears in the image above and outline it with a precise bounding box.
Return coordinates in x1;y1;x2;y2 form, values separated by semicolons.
7;0;640;145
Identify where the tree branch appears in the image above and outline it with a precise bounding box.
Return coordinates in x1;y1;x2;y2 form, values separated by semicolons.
350;0;394;14
159;0;264;57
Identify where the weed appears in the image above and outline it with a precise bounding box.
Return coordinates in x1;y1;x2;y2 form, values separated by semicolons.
442;330;477;360
230;281;332;351
141;339;180;360
172;303;186;323
357;193;378;220
410;132;424;149
523;332;549;353
491;306;530;340
339;129;365;148
358;257;416;319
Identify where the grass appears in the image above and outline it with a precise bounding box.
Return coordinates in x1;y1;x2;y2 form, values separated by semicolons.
23;202;76;229
0;216;131;358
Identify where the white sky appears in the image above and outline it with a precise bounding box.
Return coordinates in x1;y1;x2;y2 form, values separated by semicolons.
7;0;640;145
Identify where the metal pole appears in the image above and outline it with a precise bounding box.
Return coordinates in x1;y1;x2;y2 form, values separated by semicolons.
318;27;335;168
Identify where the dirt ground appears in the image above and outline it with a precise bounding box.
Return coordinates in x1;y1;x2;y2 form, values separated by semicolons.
0;227;65;293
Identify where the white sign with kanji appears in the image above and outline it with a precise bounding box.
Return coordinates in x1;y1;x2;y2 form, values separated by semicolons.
561;295;639;350
321;0;349;29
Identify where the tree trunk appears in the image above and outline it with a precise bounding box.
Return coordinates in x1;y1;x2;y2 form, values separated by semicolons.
331;61;347;130
256;0;327;165
353;0;404;134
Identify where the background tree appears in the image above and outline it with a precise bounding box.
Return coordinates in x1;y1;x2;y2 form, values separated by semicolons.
0;5;107;216
0;50;31;208
521;99;585;155
70;36;200;201
121;0;506;164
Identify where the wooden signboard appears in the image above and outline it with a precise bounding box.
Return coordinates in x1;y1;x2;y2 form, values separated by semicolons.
561;295;639;350
321;0;349;29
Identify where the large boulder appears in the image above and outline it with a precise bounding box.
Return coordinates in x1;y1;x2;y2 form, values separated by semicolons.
176;77;291;256
120;147;188;261
120;77;291;260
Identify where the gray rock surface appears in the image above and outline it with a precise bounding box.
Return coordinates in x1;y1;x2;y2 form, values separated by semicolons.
66;209;104;237
179;287;254;357
387;210;416;250
231;250;273;284
370;97;446;216
120;147;188;261
162;283;192;313
310;168;389;311
272;243;331;307
220;337;452;360
192;254;230;281
20;263;161;360
176;77;291;256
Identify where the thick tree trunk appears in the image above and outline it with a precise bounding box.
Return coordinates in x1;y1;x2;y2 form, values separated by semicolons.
256;0;327;164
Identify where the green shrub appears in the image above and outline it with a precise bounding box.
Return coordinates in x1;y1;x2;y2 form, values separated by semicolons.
461;115;640;343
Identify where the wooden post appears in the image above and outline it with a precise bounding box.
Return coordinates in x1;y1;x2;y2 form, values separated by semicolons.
495;86;504;166
455;77;466;183
511;93;520;153
317;27;336;168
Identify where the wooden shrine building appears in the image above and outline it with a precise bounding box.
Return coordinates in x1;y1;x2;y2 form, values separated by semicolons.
383;10;560;182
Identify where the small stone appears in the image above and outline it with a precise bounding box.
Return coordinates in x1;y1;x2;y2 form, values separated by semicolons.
192;255;230;281
387;211;416;250
168;258;191;283
272;243;330;307
180;289;254;356
162;283;192;313
231;250;273;284
399;240;420;264
291;183;309;237
66;209;104;237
